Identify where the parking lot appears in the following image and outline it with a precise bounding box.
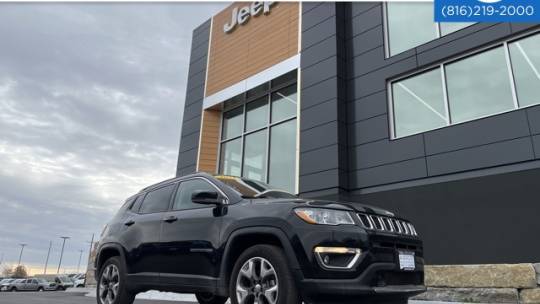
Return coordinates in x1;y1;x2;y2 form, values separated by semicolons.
0;291;193;304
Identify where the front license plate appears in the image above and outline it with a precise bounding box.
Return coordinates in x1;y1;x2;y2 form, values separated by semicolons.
398;251;415;271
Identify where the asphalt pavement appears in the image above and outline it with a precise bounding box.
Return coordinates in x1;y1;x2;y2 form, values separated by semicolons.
0;291;193;304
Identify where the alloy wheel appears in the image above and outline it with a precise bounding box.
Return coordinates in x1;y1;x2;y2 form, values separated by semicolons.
99;264;120;304
236;257;278;304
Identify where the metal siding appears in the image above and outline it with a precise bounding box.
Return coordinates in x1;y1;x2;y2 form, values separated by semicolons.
300;122;339;153
350;135;425;170
347;90;387;123
527;105;540;135
348;115;388;146
426;138;535;176
350;158;427;189
300;99;338;131
300;145;340;176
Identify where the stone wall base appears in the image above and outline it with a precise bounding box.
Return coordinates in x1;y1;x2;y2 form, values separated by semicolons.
412;263;540;304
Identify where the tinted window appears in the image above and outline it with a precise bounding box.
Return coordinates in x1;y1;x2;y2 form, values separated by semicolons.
31;279;38;284
131;195;143;212
173;179;217;211
139;185;175;214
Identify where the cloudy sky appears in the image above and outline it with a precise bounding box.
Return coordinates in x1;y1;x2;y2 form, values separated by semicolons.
0;3;227;274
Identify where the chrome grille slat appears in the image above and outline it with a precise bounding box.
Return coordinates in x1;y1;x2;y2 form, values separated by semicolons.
357;213;418;236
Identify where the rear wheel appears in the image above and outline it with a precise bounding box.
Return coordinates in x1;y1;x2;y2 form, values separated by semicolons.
229;245;300;304
195;292;228;304
10;287;17;292
38;287;44;292
96;256;135;304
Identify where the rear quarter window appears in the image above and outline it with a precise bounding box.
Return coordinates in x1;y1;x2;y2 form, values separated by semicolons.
139;184;175;214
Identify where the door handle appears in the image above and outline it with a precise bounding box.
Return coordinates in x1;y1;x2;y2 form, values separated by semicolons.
163;216;178;223
124;220;135;226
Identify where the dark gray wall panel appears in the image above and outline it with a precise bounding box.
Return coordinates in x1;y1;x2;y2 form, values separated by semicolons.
181;115;202;137
186;71;206;91
350;135;425;170
188;56;208;77
300;122;339;153
300;169;343;193
300;99;338;131
302;56;338;89
302;17;337;50
349;4;382;38
527;105;540;135
177;19;210;177
183;101;203;122
302;2;335;30
361;168;540;264
177;148;198;169
415;23;496;54
301;36;337;68
348;114;388;146
510;23;540;34
417;23;512;66
348;56;417;98
177;165;197;177
424;111;531;155
301;77;340;109
347;25;383;58
533;135;540;158
350;158;427;188
300;145;339;175
350;2;379;19
302;2;322;14
179;132;199;153
427;138;535;176
347;90;387;123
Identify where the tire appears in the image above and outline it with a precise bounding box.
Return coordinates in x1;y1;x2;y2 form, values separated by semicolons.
195;292;228;304
229;245;300;304
38;287;44;292
96;256;135;304
10;287;16;292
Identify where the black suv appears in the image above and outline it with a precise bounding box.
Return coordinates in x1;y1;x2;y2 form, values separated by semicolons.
95;173;425;304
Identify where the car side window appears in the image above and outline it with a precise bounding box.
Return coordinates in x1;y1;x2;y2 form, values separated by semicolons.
139;184;175;214
130;195;143;213
32;279;37;284
173;179;217;211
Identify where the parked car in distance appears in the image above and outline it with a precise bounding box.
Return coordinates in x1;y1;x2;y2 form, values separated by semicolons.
0;279;15;291
34;274;74;290
4;279;25;292
96;173;425;304
74;274;86;288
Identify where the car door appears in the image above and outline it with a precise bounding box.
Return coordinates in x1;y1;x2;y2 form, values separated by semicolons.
159;178;225;286
120;184;175;285
27;279;39;291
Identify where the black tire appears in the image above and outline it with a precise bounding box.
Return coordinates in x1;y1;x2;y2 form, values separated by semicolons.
229;245;300;304
96;256;135;304
195;292;228;304
10;287;16;292
37;287;44;292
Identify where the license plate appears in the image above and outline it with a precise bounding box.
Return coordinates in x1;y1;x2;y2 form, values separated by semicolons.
398;251;415;271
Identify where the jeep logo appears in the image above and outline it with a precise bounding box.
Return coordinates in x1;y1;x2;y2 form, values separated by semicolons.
223;2;277;34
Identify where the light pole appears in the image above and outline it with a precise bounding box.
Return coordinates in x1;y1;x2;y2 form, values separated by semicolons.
17;244;27;265
76;250;84;273
57;236;70;274
44;241;52;274
0;252;4;265
84;233;95;286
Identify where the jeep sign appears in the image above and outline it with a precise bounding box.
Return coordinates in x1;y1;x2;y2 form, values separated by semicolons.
223;2;277;33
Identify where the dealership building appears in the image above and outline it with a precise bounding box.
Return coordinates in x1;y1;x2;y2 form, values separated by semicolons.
177;2;540;265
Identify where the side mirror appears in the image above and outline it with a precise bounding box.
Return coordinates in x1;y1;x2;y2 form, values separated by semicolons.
191;190;223;205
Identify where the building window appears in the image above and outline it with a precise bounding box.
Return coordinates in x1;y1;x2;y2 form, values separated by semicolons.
385;2;473;57
390;31;540;139
219;70;297;193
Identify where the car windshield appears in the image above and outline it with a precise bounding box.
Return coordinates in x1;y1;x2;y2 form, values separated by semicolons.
214;175;296;199
14;279;24;283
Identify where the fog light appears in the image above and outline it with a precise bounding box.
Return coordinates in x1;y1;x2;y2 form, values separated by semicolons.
314;247;362;270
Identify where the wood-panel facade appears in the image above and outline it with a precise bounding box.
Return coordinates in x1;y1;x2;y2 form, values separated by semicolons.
197;109;221;173
205;2;299;97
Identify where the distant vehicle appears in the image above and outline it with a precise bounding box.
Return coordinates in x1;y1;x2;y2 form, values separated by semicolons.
0;279;15;291
74;274;86;287
4;279;25;292
34;274;74;290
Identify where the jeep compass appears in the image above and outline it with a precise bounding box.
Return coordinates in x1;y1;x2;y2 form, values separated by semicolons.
95;172;425;304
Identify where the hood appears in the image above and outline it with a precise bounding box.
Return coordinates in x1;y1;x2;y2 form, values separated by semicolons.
252;198;395;216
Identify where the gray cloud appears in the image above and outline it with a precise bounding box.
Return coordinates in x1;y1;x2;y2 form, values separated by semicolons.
0;3;227;273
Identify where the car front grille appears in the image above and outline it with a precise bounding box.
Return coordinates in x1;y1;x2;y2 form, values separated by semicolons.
357;213;418;236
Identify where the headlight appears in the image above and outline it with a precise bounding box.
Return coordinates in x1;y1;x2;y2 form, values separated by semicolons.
294;208;355;225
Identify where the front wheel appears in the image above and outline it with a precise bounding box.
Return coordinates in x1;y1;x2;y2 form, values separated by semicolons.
38;287;44;292
96;256;135;304
10;287;17;292
195;292;228;304
229;245;300;304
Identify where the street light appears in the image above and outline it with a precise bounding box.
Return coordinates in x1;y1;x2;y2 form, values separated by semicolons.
57;236;70;274
17;244;27;266
44;241;52;274
76;250;84;273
